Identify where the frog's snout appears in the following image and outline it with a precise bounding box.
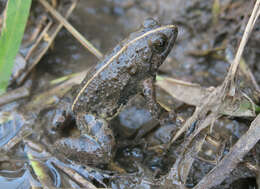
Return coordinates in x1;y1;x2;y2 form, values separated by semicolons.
161;25;178;58
166;25;178;47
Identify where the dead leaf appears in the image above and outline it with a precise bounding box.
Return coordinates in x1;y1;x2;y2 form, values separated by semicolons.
156;77;256;117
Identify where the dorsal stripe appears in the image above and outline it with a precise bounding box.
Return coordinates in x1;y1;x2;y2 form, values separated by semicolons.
71;25;176;111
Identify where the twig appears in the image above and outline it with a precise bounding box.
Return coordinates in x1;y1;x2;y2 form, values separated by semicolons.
169;0;260;146
193;114;260;189
192;2;260;188
25;70;88;112
25;20;52;61
22;14;48;47
0;79;32;106
54;162;98;189
167;1;260;187
228;0;260;95
39;0;103;60
16;0;78;85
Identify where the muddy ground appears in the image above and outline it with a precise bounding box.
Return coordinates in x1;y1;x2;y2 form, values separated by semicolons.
0;0;259;188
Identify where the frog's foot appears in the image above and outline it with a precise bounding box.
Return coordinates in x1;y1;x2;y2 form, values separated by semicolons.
55;134;114;165
50;97;74;132
55;114;115;165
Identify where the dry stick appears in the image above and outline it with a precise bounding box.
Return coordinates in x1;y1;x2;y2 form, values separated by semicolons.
17;0;78;85
167;1;260;187
166;112;218;185
170;0;260;145
25;70;88;111
192;1;260;188
0;79;32;106
228;0;260;95
54;163;98;189
169;85;222;144
24;14;48;47
39;0;103;60
25;20;53;61
193;114;260;189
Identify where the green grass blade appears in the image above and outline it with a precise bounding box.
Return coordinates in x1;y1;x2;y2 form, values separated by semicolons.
0;0;32;94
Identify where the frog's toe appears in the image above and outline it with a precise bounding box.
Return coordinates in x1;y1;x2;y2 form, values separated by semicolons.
55;134;115;165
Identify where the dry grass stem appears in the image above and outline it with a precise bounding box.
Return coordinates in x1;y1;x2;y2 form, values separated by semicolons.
166;1;260;188
39;0;103;60
194;114;260;189
229;0;260;87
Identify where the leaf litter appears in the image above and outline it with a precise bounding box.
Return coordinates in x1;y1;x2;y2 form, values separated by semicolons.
0;0;259;188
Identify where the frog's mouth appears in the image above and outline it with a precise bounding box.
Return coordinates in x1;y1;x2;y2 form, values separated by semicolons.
161;26;178;62
149;26;178;72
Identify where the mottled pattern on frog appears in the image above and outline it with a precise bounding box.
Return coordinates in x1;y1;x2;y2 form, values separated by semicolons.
72;20;177;120
55;18;178;165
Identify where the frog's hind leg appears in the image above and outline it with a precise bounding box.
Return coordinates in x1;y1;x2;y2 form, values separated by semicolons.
76;114;115;148
55;114;115;165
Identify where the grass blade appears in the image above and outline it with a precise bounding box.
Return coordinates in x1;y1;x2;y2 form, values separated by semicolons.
0;0;32;94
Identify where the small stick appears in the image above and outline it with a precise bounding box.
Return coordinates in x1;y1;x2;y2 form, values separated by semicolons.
169;0;260;145
54;163;98;189
0;79;32;106
167;1;260;187
193;114;260;189
39;0;103;60
25;20;52;61
228;0;260;89
16;0;78;85
193;2;260;188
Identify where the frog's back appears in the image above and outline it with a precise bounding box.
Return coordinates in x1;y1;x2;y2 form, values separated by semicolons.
71;30;153;117
71;19;177;118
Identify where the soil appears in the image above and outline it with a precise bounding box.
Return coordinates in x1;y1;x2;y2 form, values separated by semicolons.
0;0;259;188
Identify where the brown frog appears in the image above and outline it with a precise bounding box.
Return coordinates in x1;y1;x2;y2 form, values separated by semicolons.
54;18;178;165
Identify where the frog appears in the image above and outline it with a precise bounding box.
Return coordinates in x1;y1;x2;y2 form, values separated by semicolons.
53;18;178;165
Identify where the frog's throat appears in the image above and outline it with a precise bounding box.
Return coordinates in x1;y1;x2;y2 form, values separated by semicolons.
71;24;177;111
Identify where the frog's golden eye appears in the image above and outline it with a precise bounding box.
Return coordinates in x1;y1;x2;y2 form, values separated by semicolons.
149;33;168;53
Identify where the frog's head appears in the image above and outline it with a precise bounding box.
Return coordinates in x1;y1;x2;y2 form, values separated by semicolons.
141;18;178;72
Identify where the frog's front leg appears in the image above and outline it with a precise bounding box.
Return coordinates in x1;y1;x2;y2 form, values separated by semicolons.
55;113;115;165
142;77;175;122
142;77;164;119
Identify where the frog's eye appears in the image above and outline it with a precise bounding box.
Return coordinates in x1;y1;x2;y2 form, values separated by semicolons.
149;33;168;53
